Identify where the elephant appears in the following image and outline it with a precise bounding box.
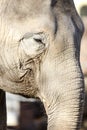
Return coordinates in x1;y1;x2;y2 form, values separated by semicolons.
0;0;84;130
80;18;87;130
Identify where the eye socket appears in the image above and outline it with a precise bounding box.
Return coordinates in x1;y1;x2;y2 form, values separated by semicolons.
34;38;42;43
51;0;57;7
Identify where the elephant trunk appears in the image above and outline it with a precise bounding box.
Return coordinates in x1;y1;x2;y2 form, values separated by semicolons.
40;47;84;130
39;10;84;129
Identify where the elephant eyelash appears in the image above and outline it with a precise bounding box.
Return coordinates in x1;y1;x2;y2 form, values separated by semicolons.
51;0;57;7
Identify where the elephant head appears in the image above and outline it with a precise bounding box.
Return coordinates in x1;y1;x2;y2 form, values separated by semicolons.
0;0;84;130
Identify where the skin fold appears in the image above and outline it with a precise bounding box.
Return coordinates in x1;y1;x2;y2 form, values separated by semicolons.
0;0;84;130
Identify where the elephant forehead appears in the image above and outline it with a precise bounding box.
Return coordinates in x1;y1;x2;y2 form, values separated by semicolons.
1;0;51;20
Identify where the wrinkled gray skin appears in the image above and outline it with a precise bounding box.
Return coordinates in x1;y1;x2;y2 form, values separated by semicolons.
0;0;84;130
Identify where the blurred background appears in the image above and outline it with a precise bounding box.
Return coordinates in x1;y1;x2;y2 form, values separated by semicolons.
6;0;87;130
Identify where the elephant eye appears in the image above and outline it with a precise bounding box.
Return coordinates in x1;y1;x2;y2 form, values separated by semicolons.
51;0;57;7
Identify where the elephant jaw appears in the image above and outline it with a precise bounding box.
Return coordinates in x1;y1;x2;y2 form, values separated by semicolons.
0;32;49;97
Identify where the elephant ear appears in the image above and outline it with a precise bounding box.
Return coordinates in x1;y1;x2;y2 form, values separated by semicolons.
0;89;6;130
